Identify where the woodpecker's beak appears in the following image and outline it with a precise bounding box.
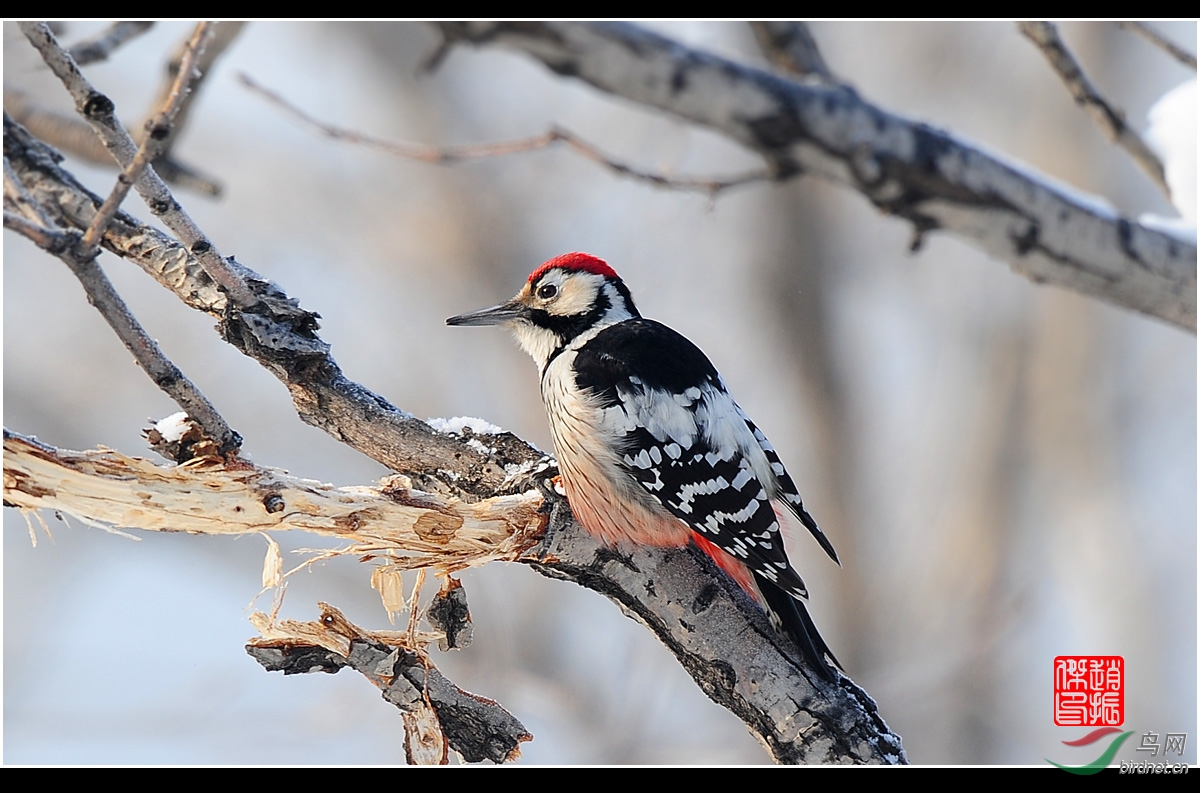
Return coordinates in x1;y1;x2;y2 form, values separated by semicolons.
446;300;527;327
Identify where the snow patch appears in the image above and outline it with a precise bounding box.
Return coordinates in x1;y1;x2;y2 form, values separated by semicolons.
1138;213;1197;243
153;412;191;442
426;416;505;435
1146;79;1197;224
465;438;494;456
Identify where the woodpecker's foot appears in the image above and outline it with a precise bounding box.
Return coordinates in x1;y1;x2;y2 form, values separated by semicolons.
532;474;571;560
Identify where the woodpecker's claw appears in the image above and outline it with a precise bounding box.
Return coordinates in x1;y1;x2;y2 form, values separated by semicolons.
531;474;572;560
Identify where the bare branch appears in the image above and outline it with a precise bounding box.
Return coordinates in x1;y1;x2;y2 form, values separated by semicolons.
1018;21;1171;198
4;87;111;164
67;21;155;65
5;200;239;454
19;21;256;306
6;114;224;312
4;429;906;764
435;22;1196;333
2;429;542;566
7;127;240;452
1116;21;1197;70
4;88;224;196
81;23;214;255
748;21;834;81
247;604;532;764
4;208;72;250
5;112;541;496
147;22;246;162
240;73;770;197
4;427;533;763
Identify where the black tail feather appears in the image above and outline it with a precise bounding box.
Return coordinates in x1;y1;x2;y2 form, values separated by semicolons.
757;573;841;682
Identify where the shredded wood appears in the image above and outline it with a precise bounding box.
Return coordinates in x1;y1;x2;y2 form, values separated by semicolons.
3;430;547;573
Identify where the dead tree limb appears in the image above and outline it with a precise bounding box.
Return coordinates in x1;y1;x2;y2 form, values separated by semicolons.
4;427;905;764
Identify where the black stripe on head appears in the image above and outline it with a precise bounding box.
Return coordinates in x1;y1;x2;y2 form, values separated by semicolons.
529;283;612;346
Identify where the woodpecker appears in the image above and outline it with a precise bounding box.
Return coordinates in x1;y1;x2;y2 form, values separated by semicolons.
447;252;841;680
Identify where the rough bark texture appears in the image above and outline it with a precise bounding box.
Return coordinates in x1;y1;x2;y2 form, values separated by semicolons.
247;604;531;764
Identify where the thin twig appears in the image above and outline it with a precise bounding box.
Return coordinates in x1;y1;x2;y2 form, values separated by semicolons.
19;22;257;307
4;209;73;251
81;23;213;256
67;21;154;65
748;21;834;81
3;88;223;195
6;131;240;453
147;22;246;162
239;72;771;198
406;567;426;648
55;245;240;452
1018;21;1171;198
1116;21;1197;70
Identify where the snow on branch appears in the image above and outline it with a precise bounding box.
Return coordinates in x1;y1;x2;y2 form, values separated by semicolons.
436;22;1197;333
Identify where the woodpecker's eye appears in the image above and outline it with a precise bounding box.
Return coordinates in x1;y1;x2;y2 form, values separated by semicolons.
537;283;558;300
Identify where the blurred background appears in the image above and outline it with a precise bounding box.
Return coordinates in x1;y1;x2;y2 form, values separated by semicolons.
3;21;1195;764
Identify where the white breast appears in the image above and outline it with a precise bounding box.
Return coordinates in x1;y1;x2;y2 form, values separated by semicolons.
540;345;690;547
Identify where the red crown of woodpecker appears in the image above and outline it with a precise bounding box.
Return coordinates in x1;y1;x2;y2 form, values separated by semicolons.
528;252;619;284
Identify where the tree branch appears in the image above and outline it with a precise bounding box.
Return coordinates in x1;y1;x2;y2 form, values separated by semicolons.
20;22;255;305
434;21;1196;333
247;603;532;764
4;110;544;496
748;21;834;82
2;429;544;564
147;22;245;172
4;140;241;454
239;73;770;198
6;22;237;197
80;22;213;255
3;428;906;764
1018;21;1171;199
1116;21;1197;70
67;21;155;65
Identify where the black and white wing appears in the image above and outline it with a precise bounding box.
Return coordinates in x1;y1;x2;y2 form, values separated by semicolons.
573;319;834;600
